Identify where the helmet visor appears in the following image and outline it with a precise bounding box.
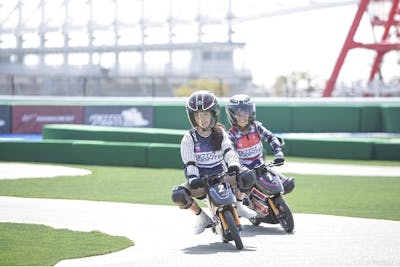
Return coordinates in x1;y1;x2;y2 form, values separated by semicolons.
187;92;216;111
231;103;255;115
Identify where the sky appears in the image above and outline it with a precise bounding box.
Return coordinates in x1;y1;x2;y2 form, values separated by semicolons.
233;2;400;87
0;0;399;88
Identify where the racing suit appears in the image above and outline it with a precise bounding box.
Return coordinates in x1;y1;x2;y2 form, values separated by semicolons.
172;127;255;209
228;121;294;194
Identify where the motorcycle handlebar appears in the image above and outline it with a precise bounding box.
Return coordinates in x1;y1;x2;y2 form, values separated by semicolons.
263;161;284;169
272;161;284;167
200;172;227;185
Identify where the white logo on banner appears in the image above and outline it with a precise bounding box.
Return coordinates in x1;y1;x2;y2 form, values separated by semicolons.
21;113;75;123
121;108;149;126
89;108;149;127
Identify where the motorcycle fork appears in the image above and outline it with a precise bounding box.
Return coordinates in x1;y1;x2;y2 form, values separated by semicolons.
218;206;241;231
218;211;228;230
231;207;241;226
268;198;280;216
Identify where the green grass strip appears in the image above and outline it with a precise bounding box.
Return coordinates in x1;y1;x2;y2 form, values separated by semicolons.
0;165;177;204
0;163;399;221
283;174;400;221
0;222;133;266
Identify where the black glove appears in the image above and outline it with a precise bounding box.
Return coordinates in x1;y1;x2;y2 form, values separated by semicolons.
188;177;205;189
273;151;285;165
227;165;239;175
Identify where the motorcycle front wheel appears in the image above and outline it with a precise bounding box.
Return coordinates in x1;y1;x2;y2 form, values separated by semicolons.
223;209;243;250
273;196;294;233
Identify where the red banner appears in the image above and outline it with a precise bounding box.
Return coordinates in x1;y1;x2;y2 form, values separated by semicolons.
12;106;84;133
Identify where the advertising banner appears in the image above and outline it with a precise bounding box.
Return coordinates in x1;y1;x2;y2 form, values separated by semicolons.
85;106;154;127
0;105;11;133
12;106;84;133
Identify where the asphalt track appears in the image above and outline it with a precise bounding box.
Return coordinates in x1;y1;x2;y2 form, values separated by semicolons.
1;163;400;266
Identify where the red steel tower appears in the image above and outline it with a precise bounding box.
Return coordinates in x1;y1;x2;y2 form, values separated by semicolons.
323;0;400;97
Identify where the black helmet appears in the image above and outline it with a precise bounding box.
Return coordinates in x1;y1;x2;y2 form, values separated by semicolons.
186;90;220;128
225;94;256;127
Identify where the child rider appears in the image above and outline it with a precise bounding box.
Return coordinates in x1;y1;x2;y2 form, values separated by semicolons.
225;94;295;195
171;90;257;234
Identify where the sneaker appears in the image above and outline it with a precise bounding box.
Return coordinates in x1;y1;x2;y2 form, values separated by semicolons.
194;210;213;235
236;201;257;219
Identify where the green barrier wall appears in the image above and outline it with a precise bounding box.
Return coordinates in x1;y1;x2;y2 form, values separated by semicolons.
381;105;400;133
43;125;184;167
360;105;382;132
285;138;374;160
154;103;400;135
153;104;190;130
3;101;400;166
152;103;389;133
255;104;292;132
147;143;181;168
41;124;400;162
72;141;148;166
152;103;387;133
151;103;392;133
218;104;229;128
0;140;182;167
291;105;361;132
1;138;399;166
43;124;186;144
153;104;230;130
4;100;398;133
0;140;73;163
373;140;400;161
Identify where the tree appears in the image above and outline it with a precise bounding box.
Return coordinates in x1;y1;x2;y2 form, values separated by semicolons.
272;71;316;97
174;79;230;97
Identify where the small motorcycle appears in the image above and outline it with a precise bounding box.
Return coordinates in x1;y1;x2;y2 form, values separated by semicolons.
244;162;294;233
201;172;244;250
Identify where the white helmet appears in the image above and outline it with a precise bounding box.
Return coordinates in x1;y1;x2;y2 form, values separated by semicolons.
186;90;220;128
225;94;256;127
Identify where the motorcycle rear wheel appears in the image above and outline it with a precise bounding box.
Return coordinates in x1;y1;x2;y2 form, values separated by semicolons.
223;209;243;250
274;196;294;233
